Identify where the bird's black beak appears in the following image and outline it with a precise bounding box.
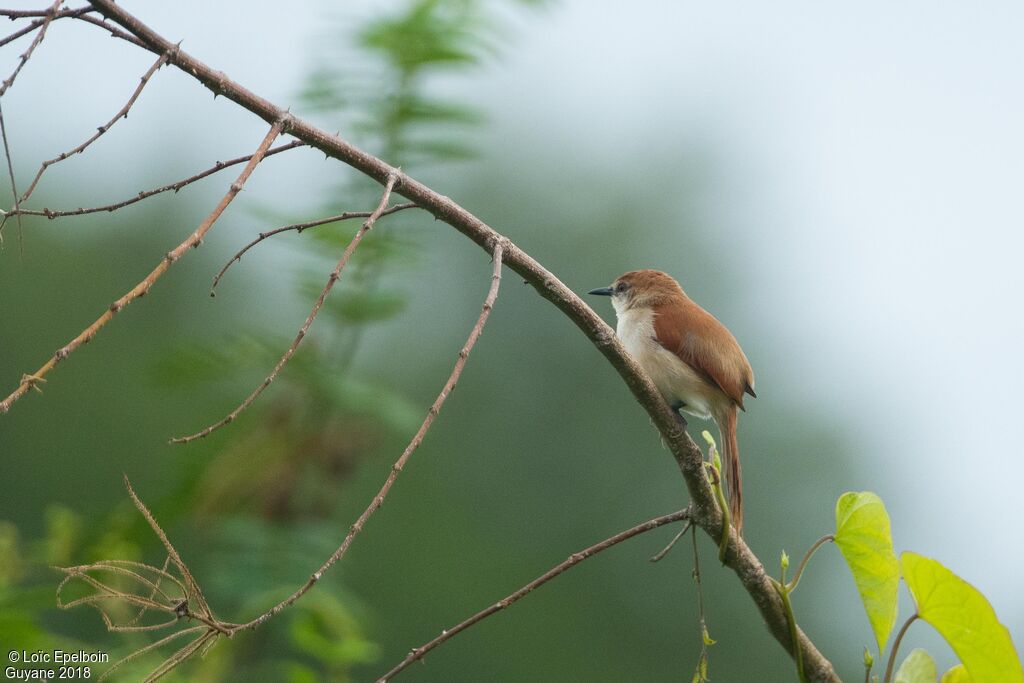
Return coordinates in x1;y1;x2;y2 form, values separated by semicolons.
588;286;613;296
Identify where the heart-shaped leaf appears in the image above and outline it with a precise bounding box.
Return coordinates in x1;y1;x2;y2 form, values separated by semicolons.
902;552;1023;683
834;491;900;652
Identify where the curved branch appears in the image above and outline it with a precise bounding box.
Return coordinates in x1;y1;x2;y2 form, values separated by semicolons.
0;120;285;414
15;3;840;678
0;139;304;220
170;174;401;444
378;508;692;682
229;240;505;633
209;201;419;294
13;50;172;211
17;50;172;206
0;0;61;98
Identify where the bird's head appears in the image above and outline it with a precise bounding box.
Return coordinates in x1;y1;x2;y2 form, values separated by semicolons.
588;269;685;315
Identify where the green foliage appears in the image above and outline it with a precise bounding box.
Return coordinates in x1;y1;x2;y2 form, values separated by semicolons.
902;552;1024;683
289;593;380;673
833;491;899;653
895;649;937;683
42;505;82;567
940;665;970;683
0;521;25;589
358;0;493;73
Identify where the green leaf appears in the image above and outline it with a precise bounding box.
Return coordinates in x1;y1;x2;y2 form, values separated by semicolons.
833;491;900;653
327;289;408;324
902;552;1024;683
289;592;379;668
691;651;709;683
895;649;937;683
940;665;970;683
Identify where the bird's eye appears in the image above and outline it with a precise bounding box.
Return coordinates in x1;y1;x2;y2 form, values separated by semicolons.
615;282;628;294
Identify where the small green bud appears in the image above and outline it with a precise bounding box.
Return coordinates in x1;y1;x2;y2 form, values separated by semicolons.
863;647;874;668
781;550;790;571
701;430;716;448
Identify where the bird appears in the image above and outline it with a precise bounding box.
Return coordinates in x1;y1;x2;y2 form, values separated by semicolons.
589;270;755;534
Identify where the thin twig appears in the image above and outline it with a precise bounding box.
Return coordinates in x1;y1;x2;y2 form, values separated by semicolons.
210;202;419;295
0;119;284;414
139;627;217;683
882;613;920;683
690;522;712;682
0;139;304;220
171;174;400;443
0;99;21;247
230;241;504;633
15;49;173;207
122;475;214;622
786;534;834;593
0;6;143;47
1;5;83;19
649;519;691;562
0;6;91;48
96;624;205;682
377;507;691;682
0;0;61;98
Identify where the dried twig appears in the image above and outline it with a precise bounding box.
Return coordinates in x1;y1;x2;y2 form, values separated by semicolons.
377;507;692;682
0;119;285;414
121;475;215;622
210;202;419;294
0;139;304;220
14;49;173;208
229;241;504;633
0;0;61;98
96;625;206;682
171;174;400;444
56;478;233;681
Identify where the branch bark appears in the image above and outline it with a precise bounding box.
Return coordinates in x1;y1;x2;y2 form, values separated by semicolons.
12;3;841;678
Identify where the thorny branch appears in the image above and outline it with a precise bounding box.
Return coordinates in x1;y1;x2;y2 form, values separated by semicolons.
228;240;504;633
0;6;90;48
0;5;145;48
0;99;21;247
13;48;173;211
209;201;419;294
377;507;692;682
2;2;841;679
0;0;60;98
170;173;402;444
0;119;286;414
0;139;304;220
55;244;504;679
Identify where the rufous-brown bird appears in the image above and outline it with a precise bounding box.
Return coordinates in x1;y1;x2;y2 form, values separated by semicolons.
589;270;755;534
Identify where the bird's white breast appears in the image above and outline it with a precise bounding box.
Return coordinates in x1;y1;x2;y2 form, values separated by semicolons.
614;306;715;420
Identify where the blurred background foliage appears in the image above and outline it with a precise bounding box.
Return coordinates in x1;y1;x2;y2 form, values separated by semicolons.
1;0;1019;681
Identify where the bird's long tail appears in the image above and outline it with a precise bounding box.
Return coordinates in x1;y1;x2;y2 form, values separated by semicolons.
716;407;743;536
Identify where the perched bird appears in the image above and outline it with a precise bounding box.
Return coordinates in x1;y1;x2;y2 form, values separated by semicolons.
589;270;755;534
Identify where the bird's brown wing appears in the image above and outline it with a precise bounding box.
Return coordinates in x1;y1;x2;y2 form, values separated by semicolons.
652;300;753;408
